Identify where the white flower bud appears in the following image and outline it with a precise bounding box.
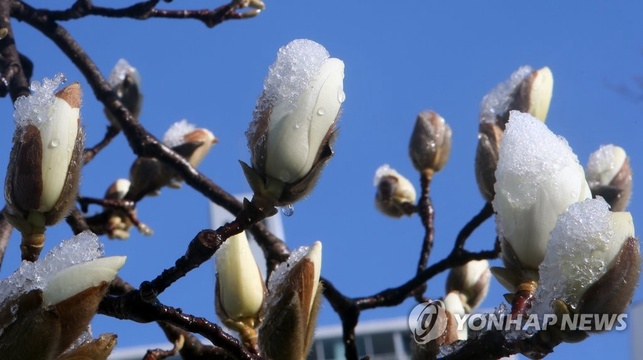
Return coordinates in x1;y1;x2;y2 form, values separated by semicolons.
373;164;416;217
446;259;491;312
4;75;84;261
535;198;639;320
43;256;126;306
444;292;467;341
521;66;554;122
105;59;143;125
104;178;130;200
215;231;265;323
163;119;217;168
585;144;632;211
260;242;323;360
245;39;345;206
8;75;83;215
493;112;591;271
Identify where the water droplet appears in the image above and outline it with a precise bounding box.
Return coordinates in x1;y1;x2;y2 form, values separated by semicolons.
280;204;295;217
317;108;326;116
49;139;60;148
337;90;346;103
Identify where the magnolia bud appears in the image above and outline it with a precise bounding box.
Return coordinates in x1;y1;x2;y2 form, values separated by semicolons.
215;232;265;348
244;39;345;207
475;66;553;201
0;256;125;359
474;122;503;202
56;333;117;360
102;179;135;239
127;120;216;200
444;292;467;341
259;242;322;360
105;59;143;127
4;75;84;261
493;112;591;274
535;199;640;328
373;164;416;217
508;66;554;122
446;259;491;312
408;111;452;175
585;145;632;211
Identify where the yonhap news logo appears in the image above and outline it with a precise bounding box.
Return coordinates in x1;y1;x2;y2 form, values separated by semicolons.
408;301;448;344
408;300;628;344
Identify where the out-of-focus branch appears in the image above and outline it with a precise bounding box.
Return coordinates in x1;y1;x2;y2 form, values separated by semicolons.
0;0;30;101
66;206;92;234
323;279;360;360
413;171;435;302
453;202;494;252
29;0;260;28
83;125;121;164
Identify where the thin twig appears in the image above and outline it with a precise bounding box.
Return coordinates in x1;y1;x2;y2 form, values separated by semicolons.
413;171;435;302
83;125;121;164
33;0;251;28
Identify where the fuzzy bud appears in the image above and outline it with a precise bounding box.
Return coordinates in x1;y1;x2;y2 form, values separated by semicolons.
475;66;553;201
215;232;265;347
105;59;143;127
585;144;632;211
4;75;84;261
373;164;416;217
408;111;452;175
446;259;491;312
244;39;345;207
259;242;322;360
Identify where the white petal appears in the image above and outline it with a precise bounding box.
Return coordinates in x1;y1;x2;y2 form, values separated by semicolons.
43;256;126;306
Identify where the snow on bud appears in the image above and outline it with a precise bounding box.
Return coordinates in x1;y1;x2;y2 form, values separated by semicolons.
534;198;639;323
475;66;553;201
0;233;125;359
127;120;216;200
215;231;265;339
259;242;323;360
4;74;84;261
373;164;416;217
244;39;345;206
585;144;632;211
408;111;452;175
446;259;491;312
105;58;143;126
43;256;126;306
163;119;217;168
493;112;591;273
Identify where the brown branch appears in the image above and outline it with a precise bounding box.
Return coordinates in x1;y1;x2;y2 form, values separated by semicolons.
31;0;254;28
143;200;266;298
453;202;494;252
66;206;91;234
413;171;435;302
0;0;30;101
83;125;121;164
98;290;261;360
323;279;360;360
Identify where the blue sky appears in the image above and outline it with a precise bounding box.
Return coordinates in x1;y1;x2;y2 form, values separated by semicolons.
2;1;643;359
